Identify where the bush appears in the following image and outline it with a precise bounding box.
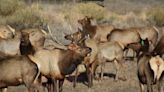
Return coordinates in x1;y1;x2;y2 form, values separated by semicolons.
0;0;45;29
8;5;45;28
0;0;24;16
147;6;164;27
72;3;108;22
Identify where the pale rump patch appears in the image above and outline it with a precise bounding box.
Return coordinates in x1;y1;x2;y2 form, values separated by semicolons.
149;55;164;81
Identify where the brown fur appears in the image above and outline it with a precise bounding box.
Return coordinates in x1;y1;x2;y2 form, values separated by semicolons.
74;40;126;88
0;31;21;60
28;43;91;92
107;28;141;48
152;35;164;56
21;28;46;50
78;16;114;42
137;54;164;92
0;25;15;39
0;56;45;92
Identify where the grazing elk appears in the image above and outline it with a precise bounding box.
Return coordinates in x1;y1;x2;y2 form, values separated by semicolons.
28;43;91;92
78;16;114;42
0;56;45;92
137;54;164;92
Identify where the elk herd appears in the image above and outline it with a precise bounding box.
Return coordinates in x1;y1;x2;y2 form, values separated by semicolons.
0;16;163;92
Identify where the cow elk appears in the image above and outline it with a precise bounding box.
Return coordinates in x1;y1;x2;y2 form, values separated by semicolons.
0;56;45;92
137;54;164;92
78;16;114;42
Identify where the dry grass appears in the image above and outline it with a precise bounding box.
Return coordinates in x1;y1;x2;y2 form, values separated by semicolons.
147;6;164;27
0;0;46;29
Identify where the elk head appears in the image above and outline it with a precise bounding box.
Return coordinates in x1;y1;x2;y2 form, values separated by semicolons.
77;16;94;29
0;25;15;39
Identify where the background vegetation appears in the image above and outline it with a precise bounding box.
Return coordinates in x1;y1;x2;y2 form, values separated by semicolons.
0;0;164;30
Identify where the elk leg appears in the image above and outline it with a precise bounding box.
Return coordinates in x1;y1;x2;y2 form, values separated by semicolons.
91;60;99;80
24;77;36;92
100;63;104;80
59;79;64;92
73;69;78;88
139;83;144;92
157;77;164;92
47;78;54;92
54;79;59;92
33;80;45;92
145;72;153;92
87;65;93;88
114;59;120;81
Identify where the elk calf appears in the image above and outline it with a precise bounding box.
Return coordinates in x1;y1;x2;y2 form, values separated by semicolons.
137;55;164;92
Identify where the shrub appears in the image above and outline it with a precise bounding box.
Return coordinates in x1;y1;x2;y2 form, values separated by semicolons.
7;5;45;28
72;3;108;22
0;0;24;16
147;6;164;27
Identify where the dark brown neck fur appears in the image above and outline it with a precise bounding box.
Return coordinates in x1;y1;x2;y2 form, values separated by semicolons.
58;50;83;75
83;25;97;39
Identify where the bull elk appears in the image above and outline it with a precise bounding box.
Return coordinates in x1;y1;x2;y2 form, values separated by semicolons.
28;43;91;92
